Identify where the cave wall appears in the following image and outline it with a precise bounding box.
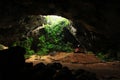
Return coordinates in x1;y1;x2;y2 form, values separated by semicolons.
0;0;120;36
0;0;120;52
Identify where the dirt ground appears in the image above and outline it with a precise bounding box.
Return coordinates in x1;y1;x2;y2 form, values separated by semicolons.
26;52;120;80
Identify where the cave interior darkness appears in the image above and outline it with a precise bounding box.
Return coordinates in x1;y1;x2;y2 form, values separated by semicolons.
0;0;120;80
0;0;120;59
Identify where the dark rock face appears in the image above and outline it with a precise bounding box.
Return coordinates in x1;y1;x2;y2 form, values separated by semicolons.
0;46;26;80
0;0;120;53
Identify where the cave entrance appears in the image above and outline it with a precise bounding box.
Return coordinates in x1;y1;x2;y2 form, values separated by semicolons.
10;15;80;57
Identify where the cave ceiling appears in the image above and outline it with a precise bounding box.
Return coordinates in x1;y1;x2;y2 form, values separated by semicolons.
0;0;120;45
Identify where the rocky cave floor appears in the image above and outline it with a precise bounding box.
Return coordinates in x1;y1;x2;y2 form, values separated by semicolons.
26;52;120;80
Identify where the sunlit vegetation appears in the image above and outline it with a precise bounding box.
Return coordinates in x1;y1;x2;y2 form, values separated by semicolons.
11;15;120;61
37;15;73;55
13;37;35;55
13;15;73;56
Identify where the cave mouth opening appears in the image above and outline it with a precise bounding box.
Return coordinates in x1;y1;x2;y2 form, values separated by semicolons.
0;14;80;57
0;14;119;62
0;14;90;58
31;15;75;55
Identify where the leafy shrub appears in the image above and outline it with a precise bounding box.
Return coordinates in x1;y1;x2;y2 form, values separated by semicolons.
96;52;107;61
12;15;73;56
37;16;73;55
13;37;34;55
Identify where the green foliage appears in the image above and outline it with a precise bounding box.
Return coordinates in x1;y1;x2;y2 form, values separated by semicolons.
96;50;120;61
96;52;107;61
37;16;73;55
12;15;73;56
13;37;34;55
